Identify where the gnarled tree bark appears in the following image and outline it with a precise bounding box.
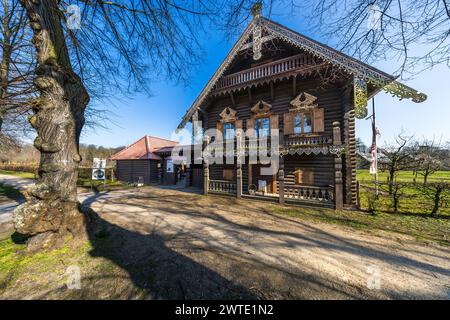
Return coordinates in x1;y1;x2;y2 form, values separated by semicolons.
13;0;89;249
0;0;12;131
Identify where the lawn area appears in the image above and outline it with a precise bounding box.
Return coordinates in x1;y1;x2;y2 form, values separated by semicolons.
357;170;450;183
356;170;450;216
0;170;36;179
0;234;145;299
272;205;450;246
0;169;131;191
0;183;24;203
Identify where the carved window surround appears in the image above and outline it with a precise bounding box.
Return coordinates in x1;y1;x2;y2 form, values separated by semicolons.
289;92;318;112
219;107;238;123
251;100;272;117
284;92;325;135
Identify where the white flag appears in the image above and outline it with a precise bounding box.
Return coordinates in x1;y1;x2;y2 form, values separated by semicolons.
370;143;377;175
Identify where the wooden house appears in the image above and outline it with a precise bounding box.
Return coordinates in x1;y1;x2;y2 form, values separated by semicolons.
177;5;426;209
110;135;183;185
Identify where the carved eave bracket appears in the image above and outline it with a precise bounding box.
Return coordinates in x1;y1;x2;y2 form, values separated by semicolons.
251;100;272;116
354;77;368;119
383;81;427;103
289;92;318;111
219;107;238;123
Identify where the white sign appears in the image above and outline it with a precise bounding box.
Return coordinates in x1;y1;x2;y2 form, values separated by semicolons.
166;159;174;173
258;180;267;192
93;158;106;169
92;158;106;180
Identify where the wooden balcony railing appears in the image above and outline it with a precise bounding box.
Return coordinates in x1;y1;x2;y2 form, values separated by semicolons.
284;185;334;203
215;54;315;91
285;134;332;147
209;179;237;195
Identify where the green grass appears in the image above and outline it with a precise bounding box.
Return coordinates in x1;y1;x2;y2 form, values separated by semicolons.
0;170;36;179
357;170;450;216
77;178;124;187
357;170;450;183
273;205;450;246
0;232;148;299
0;170;129;190
0;183;24;203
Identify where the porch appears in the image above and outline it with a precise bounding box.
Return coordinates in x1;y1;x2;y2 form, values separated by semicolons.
208;179;335;208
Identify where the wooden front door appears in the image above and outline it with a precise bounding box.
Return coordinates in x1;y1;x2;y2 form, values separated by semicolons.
251;164;277;194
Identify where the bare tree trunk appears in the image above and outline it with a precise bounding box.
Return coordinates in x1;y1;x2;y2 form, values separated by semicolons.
0;0;11;131
423;170;429;185
388;169;395;195
431;187;442;216
13;0;90;249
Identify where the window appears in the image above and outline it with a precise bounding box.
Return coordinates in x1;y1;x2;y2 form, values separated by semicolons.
254;117;270;138
224;122;235;140
294;112;313;134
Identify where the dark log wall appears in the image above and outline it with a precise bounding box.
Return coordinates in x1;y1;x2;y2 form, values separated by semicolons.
203;77;350;195
283;154;335;187
205;79;343;138
150;160;159;183
116;160;154;185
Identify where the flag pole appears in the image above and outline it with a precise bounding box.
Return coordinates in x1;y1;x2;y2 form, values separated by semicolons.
371;97;379;197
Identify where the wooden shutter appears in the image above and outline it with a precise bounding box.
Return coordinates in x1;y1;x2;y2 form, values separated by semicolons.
295;169;314;185
313;108;324;133
246;118;255;138
283;112;294;135
223;168;235;181
216;121;224;139
270;114;279;133
235;119;243;130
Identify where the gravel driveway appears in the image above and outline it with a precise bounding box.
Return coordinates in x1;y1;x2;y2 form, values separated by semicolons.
86;186;450;300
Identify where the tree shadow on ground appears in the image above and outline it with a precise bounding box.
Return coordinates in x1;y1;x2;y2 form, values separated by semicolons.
0;184;25;203
82;206;256;299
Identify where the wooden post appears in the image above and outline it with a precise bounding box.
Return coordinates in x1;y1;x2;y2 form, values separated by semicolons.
356;181;361;210
185;164;191;188
237;161;242;199
333;121;344;210
278;134;285;204
371;98;379;198
278;168;285;204
203;160;209;195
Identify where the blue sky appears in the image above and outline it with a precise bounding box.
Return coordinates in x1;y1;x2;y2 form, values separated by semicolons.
80;11;450;149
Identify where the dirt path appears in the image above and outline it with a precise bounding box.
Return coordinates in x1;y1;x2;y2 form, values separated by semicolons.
86;186;450;300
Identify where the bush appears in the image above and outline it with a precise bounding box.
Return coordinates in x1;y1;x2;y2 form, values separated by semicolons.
366;192;380;214
0;163;38;175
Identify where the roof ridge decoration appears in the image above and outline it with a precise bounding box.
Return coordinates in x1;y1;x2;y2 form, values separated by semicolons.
177;13;427;129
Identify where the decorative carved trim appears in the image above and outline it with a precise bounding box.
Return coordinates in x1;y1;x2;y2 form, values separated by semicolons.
329;145;346;157
354;77;368;119
290;92;318;111
177;15;426;130
253;18;262;61
251;100;272;115
219;107;238;123
280;147;329;156
384;81;427;103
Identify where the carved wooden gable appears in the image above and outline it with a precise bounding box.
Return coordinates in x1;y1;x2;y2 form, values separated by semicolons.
289;92;318;111
251;100;272;115
219;107;238;123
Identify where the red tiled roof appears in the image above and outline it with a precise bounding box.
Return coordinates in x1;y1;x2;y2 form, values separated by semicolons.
109;136;178;160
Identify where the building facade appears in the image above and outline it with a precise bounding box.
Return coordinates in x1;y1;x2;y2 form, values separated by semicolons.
178;7;426;209
110;136;183;186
